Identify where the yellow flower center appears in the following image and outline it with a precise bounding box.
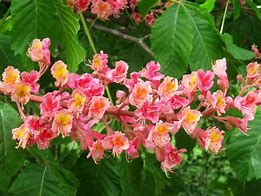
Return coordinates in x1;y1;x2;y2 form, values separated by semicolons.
185;111;197;123
155;124;169;135
189;75;197;89
92;55;102;68
216;92;225;107
53;63;67;79
210;131;221;144
15;83;30;97
73;93;86;108
56;112;72;125
247;64;258;75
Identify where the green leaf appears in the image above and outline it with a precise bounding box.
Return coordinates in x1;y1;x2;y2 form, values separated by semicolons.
233;0;241;20
227;107;261;180
10;0;86;72
9;163;77;196
200;0;216;13
138;0;159;17
246;0;261;20
120;158;144;196
0;103;24;192
151;4;193;78
76;156;121;196
184;3;223;71
0;34;21;72
222;33;255;60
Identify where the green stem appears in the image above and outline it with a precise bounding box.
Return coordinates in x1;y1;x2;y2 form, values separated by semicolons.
219;0;229;34
79;12;114;105
79;12;97;54
0;7;10;30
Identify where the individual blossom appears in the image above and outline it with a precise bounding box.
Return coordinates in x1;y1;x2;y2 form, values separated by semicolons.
181;72;198;98
197;69;214;94
12;124;31;149
21;71;40;94
88;96;110;120
197;127;224;154
129;81;152;106
90;50;108;72
40;92;61;118
145;12;155;27
131;12;142;24
74;0;91;11
206;90;226;115
91;0;113;20
178;107;202;136
27;38;51;66
246;62;260;84
155;144;186;174
124;72;140;91
11;82;31;104
158;76;178;99
134;101;161;123
213;58;229;92
51;60;69;87
107;0;128;15
52;110;73;137
107;60;128;83
102;131;129;156
234;91;258;120
140;61;164;82
170;95;190;109
151;123;172;147
69;90;86;114
251;44;260;59
2;66;20;87
87;140;105;163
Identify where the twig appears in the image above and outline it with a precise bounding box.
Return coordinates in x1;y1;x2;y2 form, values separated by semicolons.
86;18;154;57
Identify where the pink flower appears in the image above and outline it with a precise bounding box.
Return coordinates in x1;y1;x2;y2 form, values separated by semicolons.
155;144;185;174
170;95;190;109
91;0;113;20
2;66;20;87
181;72;198;98
246;62;260;84
90;51;108;72
124;72;140;91
21;71;40;94
88;96;110;120
213;58;229;92
178;107;202;135
11;82;31;104
134;101;161;123
40;92;61;118
52;110;73;137
102;131;129;156
197;127;224;154
107;0;127;15
234;91;258;120
87;140;105;163
12;124;30;148
107;60;128;83
36;128;56;149
131;12;142;24
51;60;69;87
27;38;51;66
129;81;152;106
197;69;214;94
66;73;80;89
145;12;155;27
206;90;226;115
74;0;91;11
68;90;86;114
140;61;164;82
151;123;172;147
158;76;178;99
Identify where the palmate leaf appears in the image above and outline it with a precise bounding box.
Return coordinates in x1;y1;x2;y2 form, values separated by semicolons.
9;163;77;196
10;0;85;72
151;4;193;78
151;3;222;78
227;107;261;180
76;156;121;196
184;3;222;71
222;33;255;60
0;103;24;192
0;34;21;73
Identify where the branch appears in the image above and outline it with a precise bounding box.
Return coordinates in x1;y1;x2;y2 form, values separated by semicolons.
87;18;155;57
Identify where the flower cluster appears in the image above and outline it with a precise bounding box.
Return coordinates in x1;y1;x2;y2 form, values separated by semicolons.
1;38;260;174
67;0;169;26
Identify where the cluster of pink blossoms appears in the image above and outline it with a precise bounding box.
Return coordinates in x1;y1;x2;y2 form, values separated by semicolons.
67;0;169;26
1;38;260;174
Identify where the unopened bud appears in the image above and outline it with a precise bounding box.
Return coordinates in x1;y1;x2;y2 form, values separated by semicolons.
236;74;244;83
